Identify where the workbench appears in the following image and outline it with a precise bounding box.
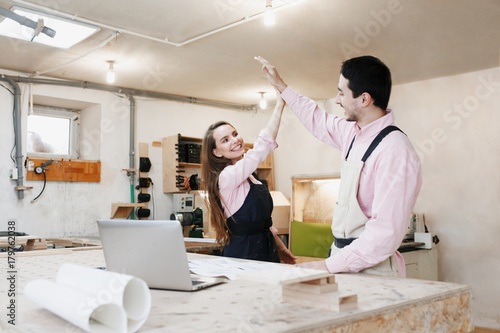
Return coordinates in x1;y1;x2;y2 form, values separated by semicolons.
0;249;472;332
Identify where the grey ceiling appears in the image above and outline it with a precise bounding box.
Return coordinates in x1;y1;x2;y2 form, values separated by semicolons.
0;0;499;107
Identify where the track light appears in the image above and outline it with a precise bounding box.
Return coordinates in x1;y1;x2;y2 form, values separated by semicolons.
259;92;267;109
264;0;275;26
106;60;115;84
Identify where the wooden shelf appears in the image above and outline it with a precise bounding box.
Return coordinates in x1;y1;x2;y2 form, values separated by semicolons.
26;157;101;182
178;162;201;168
111;203;146;219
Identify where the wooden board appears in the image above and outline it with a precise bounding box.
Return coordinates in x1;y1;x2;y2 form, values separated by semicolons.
0;236;45;248
26;157;101;182
111;202;146;219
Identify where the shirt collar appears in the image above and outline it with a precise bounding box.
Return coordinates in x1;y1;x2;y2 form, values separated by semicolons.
354;110;395;138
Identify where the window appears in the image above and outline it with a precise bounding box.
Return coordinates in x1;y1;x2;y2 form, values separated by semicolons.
27;105;80;159
0;6;99;49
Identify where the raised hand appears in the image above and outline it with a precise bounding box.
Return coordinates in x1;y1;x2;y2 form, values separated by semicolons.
254;56;288;93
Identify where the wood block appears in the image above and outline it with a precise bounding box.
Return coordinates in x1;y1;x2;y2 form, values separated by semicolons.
25;238;47;251
294;256;327;264
283;281;338;294
302;277;328;285
46;238;74;247
282;288;357;312
46;238;90;247
152;141;162;147
270;191;290;233
14;186;33;190
111;202;146;219
0;236;44;247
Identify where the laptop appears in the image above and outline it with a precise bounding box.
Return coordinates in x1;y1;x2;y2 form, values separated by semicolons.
97;219;226;291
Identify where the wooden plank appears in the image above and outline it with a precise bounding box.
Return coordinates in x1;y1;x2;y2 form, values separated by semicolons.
185;242;223;254
139;143;149;158
14;186;33;190
0;243;101;258
162;136;179;193
0;236;44;247
26;157;101;182
0;248;73;258
302;277;328;285
179;136;202;143
111;202;146;219
26;238;48;251
46;238;90;247
283;281;338;294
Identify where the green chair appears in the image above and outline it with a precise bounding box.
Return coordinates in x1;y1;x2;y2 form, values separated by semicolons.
290;220;334;258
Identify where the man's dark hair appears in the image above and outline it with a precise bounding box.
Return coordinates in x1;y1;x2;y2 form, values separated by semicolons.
340;55;392;110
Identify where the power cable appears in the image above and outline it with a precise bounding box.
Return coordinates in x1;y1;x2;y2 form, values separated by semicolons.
31;170;46;202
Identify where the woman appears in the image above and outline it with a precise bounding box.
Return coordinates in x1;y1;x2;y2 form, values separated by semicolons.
201;91;295;264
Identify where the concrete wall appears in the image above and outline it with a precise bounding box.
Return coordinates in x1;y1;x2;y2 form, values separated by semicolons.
0;65;498;328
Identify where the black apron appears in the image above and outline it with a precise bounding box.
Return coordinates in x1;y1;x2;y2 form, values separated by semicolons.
222;177;280;263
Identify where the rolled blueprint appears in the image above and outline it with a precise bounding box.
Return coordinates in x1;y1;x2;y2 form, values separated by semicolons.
24;263;151;333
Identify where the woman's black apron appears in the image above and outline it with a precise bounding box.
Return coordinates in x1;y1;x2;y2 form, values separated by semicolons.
222;177;280;263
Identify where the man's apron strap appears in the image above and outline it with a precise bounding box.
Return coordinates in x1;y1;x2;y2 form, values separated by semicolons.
345;125;404;161
334;237;358;249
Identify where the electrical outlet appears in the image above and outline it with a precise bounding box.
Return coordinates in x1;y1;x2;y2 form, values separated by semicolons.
10;168;18;180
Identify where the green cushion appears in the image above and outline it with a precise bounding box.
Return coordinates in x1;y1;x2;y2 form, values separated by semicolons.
290;220;334;258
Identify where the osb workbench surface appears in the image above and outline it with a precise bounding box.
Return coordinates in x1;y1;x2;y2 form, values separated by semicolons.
0;249;472;332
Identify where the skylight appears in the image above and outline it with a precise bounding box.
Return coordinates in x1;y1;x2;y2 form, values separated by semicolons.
0;6;99;49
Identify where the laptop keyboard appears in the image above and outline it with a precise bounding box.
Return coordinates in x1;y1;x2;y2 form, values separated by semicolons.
192;280;204;286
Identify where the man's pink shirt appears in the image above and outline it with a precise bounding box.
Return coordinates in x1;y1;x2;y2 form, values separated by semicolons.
282;86;422;276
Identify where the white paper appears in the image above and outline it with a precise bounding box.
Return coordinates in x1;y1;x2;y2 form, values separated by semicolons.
24;263;151;333
188;258;278;280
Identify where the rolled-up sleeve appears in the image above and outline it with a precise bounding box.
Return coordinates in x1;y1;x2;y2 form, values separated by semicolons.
282;86;348;150
218;130;277;217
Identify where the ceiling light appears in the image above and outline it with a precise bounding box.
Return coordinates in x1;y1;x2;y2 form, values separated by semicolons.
106;61;115;84
264;0;275;26
0;6;99;49
259;92;267;109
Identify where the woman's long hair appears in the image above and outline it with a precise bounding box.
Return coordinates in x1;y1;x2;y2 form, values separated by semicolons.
201;121;233;245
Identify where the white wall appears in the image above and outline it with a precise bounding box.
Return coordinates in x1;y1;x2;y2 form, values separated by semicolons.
0;66;498;328
0;76;268;238
391;67;500;329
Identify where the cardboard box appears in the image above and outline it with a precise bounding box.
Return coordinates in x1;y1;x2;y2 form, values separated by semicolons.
271;191;291;234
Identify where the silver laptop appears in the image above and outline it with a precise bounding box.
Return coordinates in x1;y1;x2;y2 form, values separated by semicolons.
97;219;226;291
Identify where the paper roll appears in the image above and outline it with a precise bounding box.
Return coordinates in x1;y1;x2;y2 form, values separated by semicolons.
24;280;127;332
24;263;151;333
56;263;151;321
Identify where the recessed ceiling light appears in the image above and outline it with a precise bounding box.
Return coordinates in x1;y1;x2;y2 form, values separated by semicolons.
0;6;100;49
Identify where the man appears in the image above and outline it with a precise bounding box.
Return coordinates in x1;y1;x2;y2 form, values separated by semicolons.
255;55;422;277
